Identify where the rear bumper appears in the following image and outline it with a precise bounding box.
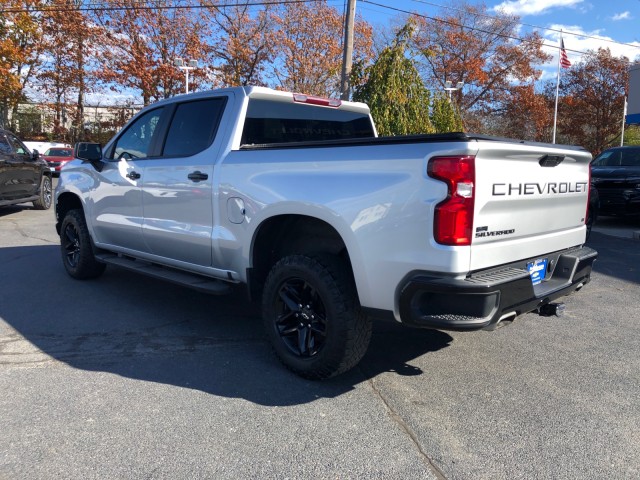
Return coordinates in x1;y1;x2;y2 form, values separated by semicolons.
398;246;597;330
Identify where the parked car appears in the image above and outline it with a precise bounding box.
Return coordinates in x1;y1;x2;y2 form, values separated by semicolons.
42;147;74;175
591;146;640;217
0;129;53;210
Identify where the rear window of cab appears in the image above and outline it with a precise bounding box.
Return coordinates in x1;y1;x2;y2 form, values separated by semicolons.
241;99;375;146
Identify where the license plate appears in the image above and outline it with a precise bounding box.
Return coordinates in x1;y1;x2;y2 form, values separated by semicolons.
50;167;56;172
526;258;548;285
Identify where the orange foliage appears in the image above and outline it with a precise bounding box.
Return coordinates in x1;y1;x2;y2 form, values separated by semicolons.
93;0;209;105
208;1;277;87
0;0;46;124
272;0;373;97
410;1;550;114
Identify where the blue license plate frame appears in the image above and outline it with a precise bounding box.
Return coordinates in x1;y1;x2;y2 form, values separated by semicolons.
526;258;548;285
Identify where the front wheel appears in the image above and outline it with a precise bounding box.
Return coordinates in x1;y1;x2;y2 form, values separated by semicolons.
32;175;52;210
60;209;106;279
262;254;372;380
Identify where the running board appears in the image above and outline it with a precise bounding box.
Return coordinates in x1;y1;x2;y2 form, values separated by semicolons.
95;254;232;295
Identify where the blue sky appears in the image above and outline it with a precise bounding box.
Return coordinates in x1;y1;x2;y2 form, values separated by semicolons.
355;0;640;79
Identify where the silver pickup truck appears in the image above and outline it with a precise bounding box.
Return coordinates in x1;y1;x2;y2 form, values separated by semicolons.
55;86;597;379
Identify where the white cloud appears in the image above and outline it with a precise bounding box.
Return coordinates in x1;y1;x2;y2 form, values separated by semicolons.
538;25;640;79
611;11;631;21
493;0;584;16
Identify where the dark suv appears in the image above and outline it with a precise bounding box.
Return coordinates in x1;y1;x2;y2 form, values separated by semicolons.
591;146;640;217
0;129;52;210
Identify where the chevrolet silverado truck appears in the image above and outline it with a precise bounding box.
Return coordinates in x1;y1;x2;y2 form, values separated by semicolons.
54;86;597;379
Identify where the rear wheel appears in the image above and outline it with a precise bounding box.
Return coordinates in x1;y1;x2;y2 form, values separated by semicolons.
262;254;371;379
32;175;52;210
60;209;106;279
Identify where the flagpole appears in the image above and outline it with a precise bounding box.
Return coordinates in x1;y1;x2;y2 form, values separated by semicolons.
621;97;627;146
552;33;562;144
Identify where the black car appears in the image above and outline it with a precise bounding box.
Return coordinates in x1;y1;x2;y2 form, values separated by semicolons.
0;129;53;210
591;146;640;217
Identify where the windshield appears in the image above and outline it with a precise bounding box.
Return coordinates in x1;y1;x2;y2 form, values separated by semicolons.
592;148;640;167
45;148;73;157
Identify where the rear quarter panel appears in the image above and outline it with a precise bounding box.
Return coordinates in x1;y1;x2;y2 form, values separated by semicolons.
216;141;479;312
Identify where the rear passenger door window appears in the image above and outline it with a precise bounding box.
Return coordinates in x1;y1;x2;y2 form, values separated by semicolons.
162;98;226;157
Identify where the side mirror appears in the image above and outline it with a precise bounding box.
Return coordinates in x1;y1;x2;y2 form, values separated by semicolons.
31;149;39;161
75;142;102;161
74;142;104;172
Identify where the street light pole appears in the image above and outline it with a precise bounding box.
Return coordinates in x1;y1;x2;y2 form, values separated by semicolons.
174;58;198;94
444;80;464;101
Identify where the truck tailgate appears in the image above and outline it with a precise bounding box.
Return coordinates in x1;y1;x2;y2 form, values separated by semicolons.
470;141;592;271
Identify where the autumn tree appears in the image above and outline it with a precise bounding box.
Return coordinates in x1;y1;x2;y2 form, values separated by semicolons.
410;1;550;131
552;48;628;154
353;23;433;136
206;1;277;87
272;0;373;97
93;0;209;105
38;0;105;142
485;83;550;141
0;0;45;128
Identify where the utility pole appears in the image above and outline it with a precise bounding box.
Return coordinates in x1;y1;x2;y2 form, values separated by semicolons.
340;0;356;101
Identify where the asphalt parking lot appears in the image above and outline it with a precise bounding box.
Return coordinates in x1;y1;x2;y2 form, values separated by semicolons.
1;201;639;479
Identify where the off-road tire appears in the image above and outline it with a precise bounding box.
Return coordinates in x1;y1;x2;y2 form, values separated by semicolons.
32;175;52;210
262;254;372;380
60;209;106;279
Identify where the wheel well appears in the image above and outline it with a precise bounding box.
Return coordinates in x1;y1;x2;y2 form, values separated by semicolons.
55;193;83;234
249;215;353;301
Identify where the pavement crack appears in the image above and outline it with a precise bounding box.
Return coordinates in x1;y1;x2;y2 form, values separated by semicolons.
367;375;448;480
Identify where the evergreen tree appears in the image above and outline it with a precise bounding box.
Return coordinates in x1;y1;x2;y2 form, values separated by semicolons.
352;22;433;136
430;92;464;133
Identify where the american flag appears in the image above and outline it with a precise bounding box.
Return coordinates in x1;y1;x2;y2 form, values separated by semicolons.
560;37;571;69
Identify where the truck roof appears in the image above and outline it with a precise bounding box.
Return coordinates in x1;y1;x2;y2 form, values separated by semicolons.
156;86;371;116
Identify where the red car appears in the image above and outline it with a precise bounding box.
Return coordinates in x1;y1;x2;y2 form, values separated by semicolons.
42;147;74;175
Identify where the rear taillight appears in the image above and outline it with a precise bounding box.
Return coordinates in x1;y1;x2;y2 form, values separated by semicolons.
427;155;476;246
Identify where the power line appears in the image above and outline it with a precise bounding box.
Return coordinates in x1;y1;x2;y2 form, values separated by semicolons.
3;0;637;57
407;0;640;50
0;0;333;14
361;0;640;55
360;0;617;57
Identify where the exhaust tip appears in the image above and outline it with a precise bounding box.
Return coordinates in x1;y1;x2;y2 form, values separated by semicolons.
538;302;566;317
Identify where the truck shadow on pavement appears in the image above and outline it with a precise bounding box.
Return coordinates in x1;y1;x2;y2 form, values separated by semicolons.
586;231;640;285
3;233;633;406
1;245;453;406
0;205;34;218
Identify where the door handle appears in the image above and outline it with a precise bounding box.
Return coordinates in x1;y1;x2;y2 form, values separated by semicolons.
188;171;208;182
126;171;141;180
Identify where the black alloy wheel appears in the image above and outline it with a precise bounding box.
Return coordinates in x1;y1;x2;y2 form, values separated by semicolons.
59;209;106;279
274;276;328;358
62;221;81;270
262;254;372;380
